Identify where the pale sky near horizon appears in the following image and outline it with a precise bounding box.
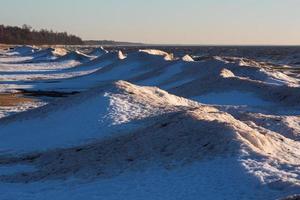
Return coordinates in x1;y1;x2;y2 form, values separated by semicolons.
1;0;299;45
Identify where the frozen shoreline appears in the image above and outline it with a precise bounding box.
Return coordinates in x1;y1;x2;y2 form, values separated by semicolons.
1;46;300;199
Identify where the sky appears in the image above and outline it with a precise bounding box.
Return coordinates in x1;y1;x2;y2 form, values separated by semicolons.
0;0;300;45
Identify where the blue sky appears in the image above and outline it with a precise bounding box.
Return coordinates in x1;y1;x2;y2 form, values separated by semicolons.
1;0;300;45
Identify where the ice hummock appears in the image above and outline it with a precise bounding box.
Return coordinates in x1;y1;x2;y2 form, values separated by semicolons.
1;47;300;199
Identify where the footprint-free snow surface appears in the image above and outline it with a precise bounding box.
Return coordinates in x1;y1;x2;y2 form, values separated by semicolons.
1;45;300;200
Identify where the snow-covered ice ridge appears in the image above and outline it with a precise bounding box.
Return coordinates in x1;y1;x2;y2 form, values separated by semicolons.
0;45;300;199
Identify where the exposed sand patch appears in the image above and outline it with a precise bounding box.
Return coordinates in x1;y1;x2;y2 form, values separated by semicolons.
0;44;13;50
0;93;35;107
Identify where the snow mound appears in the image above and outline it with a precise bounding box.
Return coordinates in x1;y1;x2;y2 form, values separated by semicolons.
52;48;68;56
264;69;300;87
1;81;300;185
0;81;297;164
114;81;198;107
88;47;108;57
1;80;300;198
26;48;58;62
2;46;300;198
8;45;38;56
110;83;300;169
182;54;194;62
118;51;126;60
55;50;92;62
139;49;174;61
37;47;67;56
105;81;200;124
0;81;198;154
220;68;235;78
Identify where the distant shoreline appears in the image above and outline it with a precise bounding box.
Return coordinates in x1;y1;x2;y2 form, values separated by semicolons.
1;43;300;50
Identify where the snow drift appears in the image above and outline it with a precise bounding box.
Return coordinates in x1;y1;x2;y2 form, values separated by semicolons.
1;47;300;199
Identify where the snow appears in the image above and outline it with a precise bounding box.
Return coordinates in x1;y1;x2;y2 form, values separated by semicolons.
0;92;110;154
162;77;195;89
0;56;34;63
0;68;101;81
266;70;300;87
242;158;300;187
0;60;80;72
88;47;108;57
182;54;194;62
0;81;198;154
38;60;147;91
192;91;273;106
4;46;38;56
0;83;34;93
1;47;300;199
0;101;45;119
220;68;235;78
0;158;292;200
138;62;184;86
139;49;174;61
55;51;92;63
118;50;126;60
0;164;36;176
52;48;68;56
